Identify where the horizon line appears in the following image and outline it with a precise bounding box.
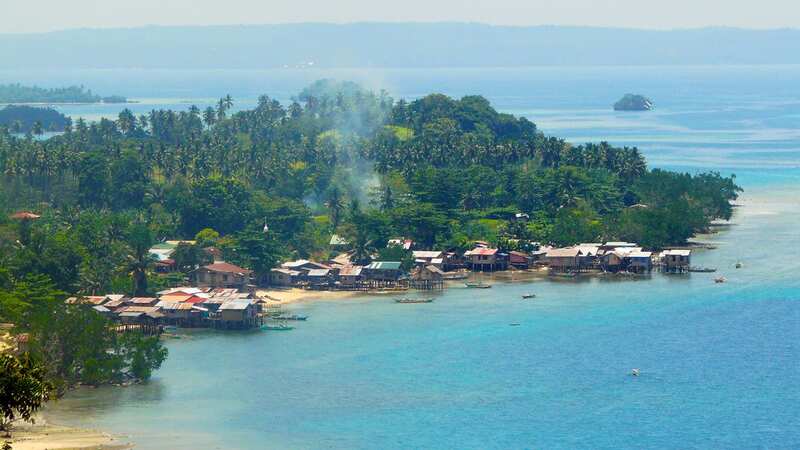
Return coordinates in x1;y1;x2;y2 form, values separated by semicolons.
3;21;800;37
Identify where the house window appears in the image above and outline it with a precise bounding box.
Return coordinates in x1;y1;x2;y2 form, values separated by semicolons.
223;274;229;282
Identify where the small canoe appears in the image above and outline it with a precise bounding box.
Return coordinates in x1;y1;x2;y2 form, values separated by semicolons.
395;298;434;304
465;282;492;289
714;277;727;284
522;294;537;299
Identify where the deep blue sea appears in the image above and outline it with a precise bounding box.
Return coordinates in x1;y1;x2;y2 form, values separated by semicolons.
8;66;798;449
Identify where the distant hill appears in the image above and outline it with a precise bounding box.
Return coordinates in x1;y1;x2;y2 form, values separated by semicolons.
0;105;70;133
0;83;127;103
1;23;800;69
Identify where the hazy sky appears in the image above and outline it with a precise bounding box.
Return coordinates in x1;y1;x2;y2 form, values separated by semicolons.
3;0;799;33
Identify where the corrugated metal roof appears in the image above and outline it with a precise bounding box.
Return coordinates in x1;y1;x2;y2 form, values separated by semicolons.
465;248;498;256
202;262;252;274
307;269;331;277
412;251;443;259
546;248;582;258
219;301;252;311
663;249;692;256
339;266;363;276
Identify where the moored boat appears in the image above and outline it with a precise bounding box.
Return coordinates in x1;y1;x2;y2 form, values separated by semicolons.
395;298;434;304
465;282;492;289
689;267;717;273
262;322;294;331
274;314;308;321
522;294;537;299
714;276;727;283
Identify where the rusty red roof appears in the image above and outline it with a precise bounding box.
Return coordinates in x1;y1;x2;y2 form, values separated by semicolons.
10;211;41;220
202;262;253;274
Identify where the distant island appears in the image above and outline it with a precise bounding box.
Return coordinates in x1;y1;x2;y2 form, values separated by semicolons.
0;105;71;133
614;94;654;111
0;83;128;104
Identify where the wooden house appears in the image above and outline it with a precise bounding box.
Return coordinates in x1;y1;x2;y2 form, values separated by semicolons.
306;268;333;286
411;265;445;289
508;251;533;269
412;251;444;268
662;249;691;272
212;300;259;329
464;248;507;271
545;247;584;273
270;268;301;287
193;261;253;289
338;266;364;287
627;251;653;273
364;261;403;281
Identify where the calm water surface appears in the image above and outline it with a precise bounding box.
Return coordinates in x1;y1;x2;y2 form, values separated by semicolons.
29;66;800;449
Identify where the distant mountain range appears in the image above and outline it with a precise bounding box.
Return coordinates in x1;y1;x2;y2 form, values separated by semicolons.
2;23;800;69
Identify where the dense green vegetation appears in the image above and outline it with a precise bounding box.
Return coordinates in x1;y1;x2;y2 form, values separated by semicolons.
0;83;126;104
0;78;740;295
0;106;71;134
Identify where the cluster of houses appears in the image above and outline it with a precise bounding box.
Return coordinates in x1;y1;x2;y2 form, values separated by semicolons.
67;286;265;330
269;259;411;289
543;242;691;274
142;236;692;301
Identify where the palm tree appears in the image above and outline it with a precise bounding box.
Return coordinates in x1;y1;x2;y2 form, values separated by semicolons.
31;121;44;137
203;107;217;128
326;187;345;230
125;223;155;296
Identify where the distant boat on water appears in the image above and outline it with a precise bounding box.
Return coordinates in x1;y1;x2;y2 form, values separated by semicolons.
395;298;434;304
689;267;717;273
262;322;294;331
465;282;492;289
274;314;308;321
522;294;537;299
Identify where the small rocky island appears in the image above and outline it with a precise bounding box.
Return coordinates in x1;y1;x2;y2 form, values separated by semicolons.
613;94;654;111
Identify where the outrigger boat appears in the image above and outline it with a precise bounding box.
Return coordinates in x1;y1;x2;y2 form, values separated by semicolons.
395;298;434;304
522;294;537;299
714;276;727;284
273;314;308;321
465;282;492;289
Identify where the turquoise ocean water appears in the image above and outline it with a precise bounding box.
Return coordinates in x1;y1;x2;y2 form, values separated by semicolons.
6;66;797;449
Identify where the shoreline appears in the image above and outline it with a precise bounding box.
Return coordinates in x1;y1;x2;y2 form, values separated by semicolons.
7;417;130;450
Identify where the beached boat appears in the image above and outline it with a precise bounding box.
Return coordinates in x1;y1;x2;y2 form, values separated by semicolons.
395;298;434;304
522;294;537;299
262;323;294;331
465;282;492;289
689;267;717;273
274;314;308;321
